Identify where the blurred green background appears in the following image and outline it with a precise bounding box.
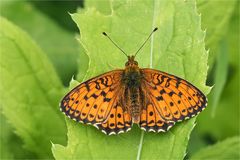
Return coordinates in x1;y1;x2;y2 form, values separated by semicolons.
0;0;239;159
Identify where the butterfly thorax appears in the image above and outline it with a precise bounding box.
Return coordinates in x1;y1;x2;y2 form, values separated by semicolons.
122;56;141;87
121;56;143;123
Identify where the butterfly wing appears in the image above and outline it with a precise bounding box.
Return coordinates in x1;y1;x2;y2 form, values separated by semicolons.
60;70;125;127
140;68;207;132
96;102;132;135
139;103;175;132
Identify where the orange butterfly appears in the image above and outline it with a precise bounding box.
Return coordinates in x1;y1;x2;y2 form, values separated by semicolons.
60;28;207;135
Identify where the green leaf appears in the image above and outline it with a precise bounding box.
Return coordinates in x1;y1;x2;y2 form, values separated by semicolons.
0;1;87;86
197;0;237;69
0;114;14;160
191;137;240;160
52;0;210;159
187;3;239;157
196;4;240;140
0;114;36;159
0;17;66;158
195;0;236;119
210;40;228;117
84;0;111;15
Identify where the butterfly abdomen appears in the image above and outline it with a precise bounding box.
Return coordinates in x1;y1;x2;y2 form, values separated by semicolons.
129;88;141;123
122;68;143;123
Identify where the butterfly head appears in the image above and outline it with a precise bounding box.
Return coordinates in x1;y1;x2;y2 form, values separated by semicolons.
125;55;138;68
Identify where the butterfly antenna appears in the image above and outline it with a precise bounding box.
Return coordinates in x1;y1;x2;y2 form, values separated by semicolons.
134;27;158;57
102;32;128;57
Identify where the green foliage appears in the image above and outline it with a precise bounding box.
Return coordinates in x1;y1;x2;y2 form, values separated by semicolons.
191;137;240;160
187;2;239;157
210;40;228;117
196;3;239;140
0;17;66;158
197;0;236;69
52;0;210;159
0;115;15;159
0;1;86;86
196;0;236;119
0;114;36;159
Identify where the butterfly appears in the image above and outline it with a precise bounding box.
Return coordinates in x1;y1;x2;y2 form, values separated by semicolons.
60;28;207;135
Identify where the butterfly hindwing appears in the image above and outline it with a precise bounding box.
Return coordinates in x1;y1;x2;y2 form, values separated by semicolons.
141;68;207;127
139;103;175;132
96;103;132;135
60;70;123;125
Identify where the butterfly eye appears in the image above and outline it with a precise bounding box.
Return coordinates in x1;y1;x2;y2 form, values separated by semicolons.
125;62;130;66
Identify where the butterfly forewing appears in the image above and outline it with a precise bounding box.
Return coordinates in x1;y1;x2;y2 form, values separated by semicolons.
139;68;207;132
60;70;125;125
